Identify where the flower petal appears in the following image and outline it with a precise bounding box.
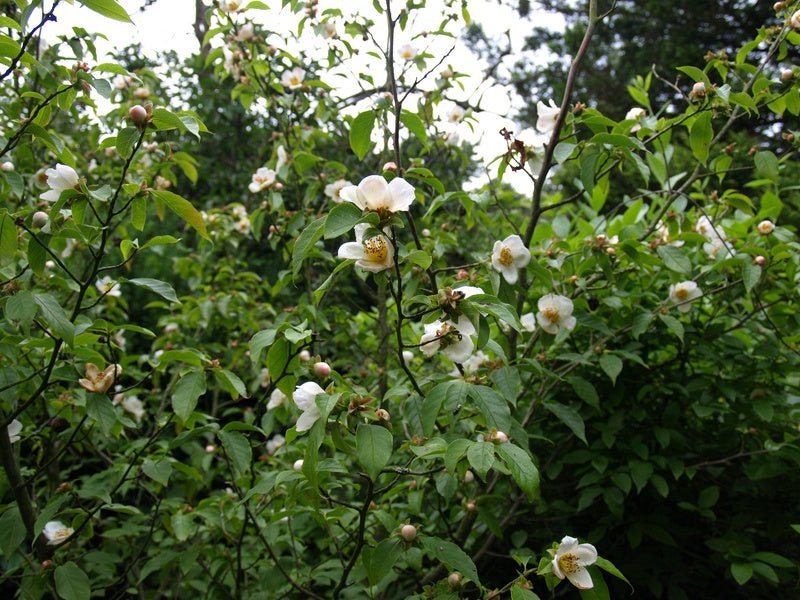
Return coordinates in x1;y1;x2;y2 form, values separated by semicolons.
357;175;391;211
566;567;594;590
443;334;474;363
295;408;320;432
500;264;519;284
386;177;415;212
574;543;598;566
339;185;365;209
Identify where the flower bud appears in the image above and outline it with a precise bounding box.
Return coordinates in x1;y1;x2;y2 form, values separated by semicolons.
691;81;706;98
205;444;216;453
41;560;54;570
1;161;14;171
463;470;475;483
448;572;462;587
313;361;331;377
133;87;150;99
298;350;311;362
402;350;414;362
48;417;69;432
293;459;304;471
606;246;616;256
32;211;49;228
375;408;390;421
382;161;398;172
465;500;477;512
757;220;775;235
781;68;794;82
129;104;148;126
400;524;417;542
421;228;431;237
774;2;786;11
494;431;509;443
753;255;766;266
456;269;469;280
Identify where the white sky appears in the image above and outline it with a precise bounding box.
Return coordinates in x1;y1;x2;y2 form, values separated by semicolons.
44;0;564;193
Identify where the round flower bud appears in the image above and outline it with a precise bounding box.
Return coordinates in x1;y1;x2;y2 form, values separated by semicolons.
400;524;417;542
313;361;331;377
205;444;216;453
606;246;616;256
465;500;477;512
41;560;54;570
293;459;304;471
494;431;509;443
375;408;390;421
32;211;49;228
1;161;14;171
421;228;431;237
298;350;311;362
456;269;469;280
382;161;398;172
781;68;794;82
774;1;786;11
757;220;775;235
448;572;462;588
402;350;414;362
128;105;148;126
691;81;706;98
753;255;766;266
463;470;475;483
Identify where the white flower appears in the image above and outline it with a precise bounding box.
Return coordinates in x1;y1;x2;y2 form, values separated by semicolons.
402;350;414;362
668;281;702;313
267;388;287;410
1;161;14;171
164;322;180;334
339;175;415;215
96;276;121;298
521;312;536;333
656;222;684;247
625;107;646;132
275;145;289;172
491;235;531;284
7;419;22;443
43;521;74;546
281;67;306;90
219;0;241;13
536;99;561;134
695;215;717;239
419;319;474;363
447;105;465;123
234;217;251;235
40;164;79;202
322;21;337;38
552;535;597;589
337;223;394;273
293;382;324;432
791;9;800;29
536;294;576;335
462;349;489;374
757;220;775;235
324;179;353;203
248;167;277;193
79;363;122;394
398;44;416;61
233;23;255;42
703;236;736;259
266;434;285;455
223;48;243;76
293;459;304;470
259;368;270;388
121;395;145;421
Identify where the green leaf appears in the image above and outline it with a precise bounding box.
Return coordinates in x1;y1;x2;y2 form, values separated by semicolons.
218;430;251;476
324;201;362;239
511;587;542;600
598;354;623;385
115;127;137;159
553;142;576;164
595;556;632;589
349;110;375;160
127;278;180;304
131;197;147;231
677;65;711;86
150;108;186;133
172;370;206;422
467;294;522;331
421;536;481;586
214;369;247;400
659;314;684;342
689;111;713;165
0;211;17;266
356;424;393;480
468;385;511;432
366;538;403;585
656;245;692;275
754;151;779;182
55;562;90;600
400;110;428;146
467;442;495;480
495;443;540;500
0;507;26;557
34;293;74;346
291;216;326;276
568;376;599;408
406;249;432;269
543;401;586;443
731;562;753;585
142;459;172;487
86;395;118;435
150;190;210;241
79;0;132;22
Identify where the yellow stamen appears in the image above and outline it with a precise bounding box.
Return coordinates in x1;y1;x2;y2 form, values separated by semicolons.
498;246;513;267
363;237;388;262
558;552;580;575
543;307;560;323
675;288;689;301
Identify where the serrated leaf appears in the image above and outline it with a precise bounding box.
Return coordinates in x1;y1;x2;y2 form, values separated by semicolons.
356;424;393;480
127;278;180;304
659;314;684;342
468;385;511;432
730;562;753;585
150;107;186;133
349;110;375;160
0;507;26;557
0;211;17;266
366;538;403;585
172;371;206;422
568;376;599;407
421;536;481;586
150;190;209;241
689;111;713;165
214;369;247;400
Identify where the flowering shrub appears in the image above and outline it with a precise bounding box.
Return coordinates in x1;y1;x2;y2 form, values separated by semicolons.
1;0;800;598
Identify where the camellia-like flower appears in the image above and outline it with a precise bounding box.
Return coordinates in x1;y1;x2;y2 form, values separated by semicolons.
491;234;531;284
448;105;465;123
757;220;775;235
625;107;646;132
281;67;306;90
248;167;277;193
120;395;145;421
79;363;122;394
7;419;22;443
536;294;577;335
266;433;285;455
40;163;79;202
536;99;561;134
324;179;353;203
337;223;394;273
398;44;416;61
521;312;536;333
419;318;474;363
293;382;324;432
668;280;702;313
43;521;74;546
267;388;287;410
339;175;415;216
552;535;598;589
791;9;800;29
219;0;241;14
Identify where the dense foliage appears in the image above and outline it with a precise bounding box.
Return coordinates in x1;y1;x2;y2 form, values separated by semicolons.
1;1;799;599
